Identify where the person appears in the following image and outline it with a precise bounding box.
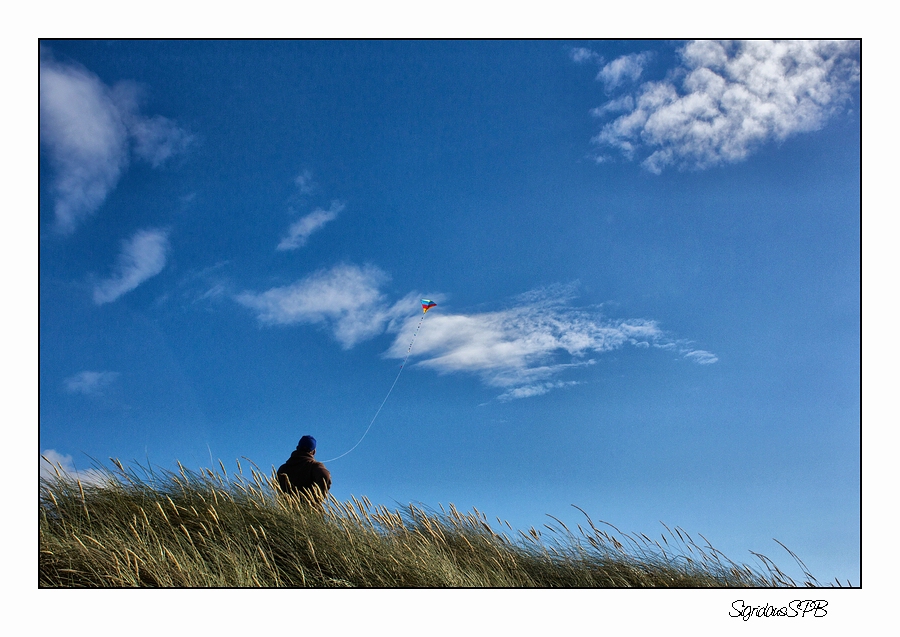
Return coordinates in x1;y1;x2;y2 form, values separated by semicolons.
277;435;332;501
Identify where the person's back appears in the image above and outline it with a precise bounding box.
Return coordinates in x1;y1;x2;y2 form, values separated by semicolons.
277;435;331;501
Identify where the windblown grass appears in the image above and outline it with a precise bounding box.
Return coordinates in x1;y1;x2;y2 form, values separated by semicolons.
39;457;834;588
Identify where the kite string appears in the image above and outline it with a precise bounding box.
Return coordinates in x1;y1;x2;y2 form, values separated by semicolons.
320;312;427;463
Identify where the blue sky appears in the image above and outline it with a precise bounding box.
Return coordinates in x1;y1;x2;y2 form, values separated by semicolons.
39;40;860;586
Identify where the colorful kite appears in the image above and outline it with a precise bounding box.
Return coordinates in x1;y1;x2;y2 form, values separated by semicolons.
421;299;437;314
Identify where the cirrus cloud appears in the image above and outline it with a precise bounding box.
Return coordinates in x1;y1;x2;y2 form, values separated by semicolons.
63;370;120;396
683;349;719;365
238;269;716;399
93;228;170;305
277;200;344;251
385;286;716;400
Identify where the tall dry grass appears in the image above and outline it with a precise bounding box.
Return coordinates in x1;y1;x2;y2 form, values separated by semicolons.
39;457;834;587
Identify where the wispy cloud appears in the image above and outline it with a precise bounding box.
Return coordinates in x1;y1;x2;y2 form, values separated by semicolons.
294;169;316;194
93;228;169;304
591;94;635;117
277;200;344;251
386;286;716;400
389;292;638;393
683;349;718;365
597;52;652;91
63;370;120;396
128;113;193;168
497;380;582;402
174;260;232;307
40;449;107;484
570;47;602;65
236;263;409;349
238;271;716;399
40;52;192;233
590;40;860;173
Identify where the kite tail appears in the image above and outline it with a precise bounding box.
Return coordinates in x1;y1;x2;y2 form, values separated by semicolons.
320;312;428;463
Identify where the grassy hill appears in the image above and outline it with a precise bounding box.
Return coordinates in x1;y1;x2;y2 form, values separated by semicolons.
39;458;829;587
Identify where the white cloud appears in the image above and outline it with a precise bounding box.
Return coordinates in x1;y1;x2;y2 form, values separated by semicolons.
93;228;169;304
391;301;645;383
592;40;860;172
40;53;192;233
497;381;581;402
235;263;407;348
385;286;715;399
40;449;107;485
597;52;652;91
128;114;193;168
238;272;716;399
277;200;344;251
176;261;232;306
40;58;129;234
63;370;119;396
591;94;635;117
295;169;316;194
683;349;719;365
570;47;601;64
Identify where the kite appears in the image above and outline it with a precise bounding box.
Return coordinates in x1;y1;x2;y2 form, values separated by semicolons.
320;298;436;462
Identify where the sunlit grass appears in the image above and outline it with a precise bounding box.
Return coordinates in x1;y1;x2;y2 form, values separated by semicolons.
39;457;837;588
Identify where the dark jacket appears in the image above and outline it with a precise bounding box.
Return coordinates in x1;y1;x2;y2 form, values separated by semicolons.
277;449;332;499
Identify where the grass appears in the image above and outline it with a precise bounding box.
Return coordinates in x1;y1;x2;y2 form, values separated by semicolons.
39;457;837;588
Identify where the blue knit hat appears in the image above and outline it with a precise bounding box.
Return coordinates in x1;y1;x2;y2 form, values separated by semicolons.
298;435;317;452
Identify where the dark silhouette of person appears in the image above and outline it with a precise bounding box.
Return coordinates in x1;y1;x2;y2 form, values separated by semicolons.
277;435;332;501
